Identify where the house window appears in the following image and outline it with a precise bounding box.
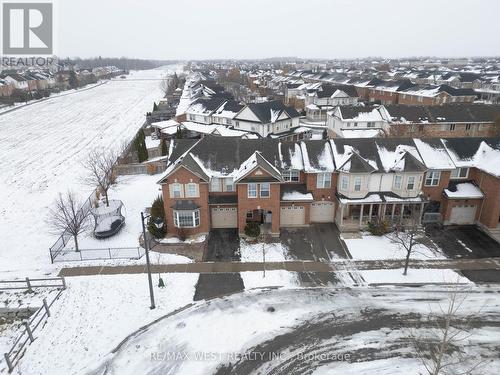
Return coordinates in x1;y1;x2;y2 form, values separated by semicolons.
465;124;472;131
173;210;200;228
394;175;403;189
283;170;299;182
248;183;257;198
317;173;331;188
425;170;441;186
224;178;234;192
367;122;375;128
246;210;253;219
185;183;198;198
171;183;183;198
340;175;349;190
210;177;221;192
450;168;469;179
260;183;270;198
407;176;415;190
449;124;456;131
235;121;240;128
353;122;358;127
354;176;362;191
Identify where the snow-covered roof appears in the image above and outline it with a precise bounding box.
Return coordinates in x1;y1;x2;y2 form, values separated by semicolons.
282;191;313;201
413;138;456;170
444;182;484;199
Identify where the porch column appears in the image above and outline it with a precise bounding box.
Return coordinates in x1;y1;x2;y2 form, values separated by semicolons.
391;204;396;222
359;204;364;227
368;204;373;221
380;204;386;219
339;204;344;227
419;202;425;225
400;204;405;223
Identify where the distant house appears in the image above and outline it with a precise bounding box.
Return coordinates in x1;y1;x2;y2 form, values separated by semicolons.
0;79;14;97
232;100;300;137
305;85;359;122
2;74;29;91
326;105;388;138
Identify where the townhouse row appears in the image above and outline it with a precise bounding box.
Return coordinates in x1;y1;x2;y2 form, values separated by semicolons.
158;136;500;241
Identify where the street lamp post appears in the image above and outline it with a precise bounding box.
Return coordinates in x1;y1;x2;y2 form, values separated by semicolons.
141;212;163;310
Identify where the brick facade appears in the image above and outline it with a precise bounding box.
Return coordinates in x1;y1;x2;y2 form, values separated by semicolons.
161;166;210;237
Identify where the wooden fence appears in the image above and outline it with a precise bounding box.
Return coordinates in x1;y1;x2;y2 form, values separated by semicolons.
2;277;66;372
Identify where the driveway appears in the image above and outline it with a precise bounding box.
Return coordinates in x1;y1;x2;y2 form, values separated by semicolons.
194;229;243;300
204;229;240;262
281;224;348;286
425;225;500;283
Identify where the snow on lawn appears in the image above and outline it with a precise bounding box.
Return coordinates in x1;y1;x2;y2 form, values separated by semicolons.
16;273;198;375
343;234;470;284
239;240;300;289
77;174;163;250
343;234;444;261
0;65;182;275
239;240;292;262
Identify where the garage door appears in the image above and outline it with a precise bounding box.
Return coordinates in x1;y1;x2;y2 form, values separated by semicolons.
449;205;476;225
310;201;334;223
211;207;238;228
280;206;305;227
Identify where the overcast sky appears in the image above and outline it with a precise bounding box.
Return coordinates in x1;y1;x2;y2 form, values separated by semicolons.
58;0;500;60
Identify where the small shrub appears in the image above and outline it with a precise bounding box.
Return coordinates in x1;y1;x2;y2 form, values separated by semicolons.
244;222;260;238
147;196;166;239
367;218;390;236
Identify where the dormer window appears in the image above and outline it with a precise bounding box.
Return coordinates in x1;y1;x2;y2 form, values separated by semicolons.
354;176;362;191
394;175;403;189
450;168;469;179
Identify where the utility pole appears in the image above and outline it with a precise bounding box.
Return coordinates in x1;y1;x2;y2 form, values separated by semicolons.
141;212;156;309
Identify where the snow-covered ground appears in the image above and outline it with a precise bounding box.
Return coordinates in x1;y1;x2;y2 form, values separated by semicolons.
239;240;300;289
343;234;470;284
82;287;500;375
16;273;198;375
0;65;182;275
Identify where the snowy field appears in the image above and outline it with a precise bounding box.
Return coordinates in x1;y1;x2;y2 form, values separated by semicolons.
343;234;470;284
0;65;182;275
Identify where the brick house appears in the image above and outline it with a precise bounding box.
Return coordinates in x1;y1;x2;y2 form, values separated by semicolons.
158;136;500;242
327;104;500;138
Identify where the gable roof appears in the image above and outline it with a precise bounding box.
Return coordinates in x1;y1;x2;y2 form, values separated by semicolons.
238;100;300;124
234;151;283;182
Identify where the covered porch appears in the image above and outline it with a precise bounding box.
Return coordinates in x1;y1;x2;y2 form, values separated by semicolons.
336;194;427;232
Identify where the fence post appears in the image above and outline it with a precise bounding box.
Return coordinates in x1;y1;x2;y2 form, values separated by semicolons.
42;298;51;317
108;248;112;259
24;321;34;343
26;277;32;292
61;276;67;290
4;353;14;372
80;250;83;261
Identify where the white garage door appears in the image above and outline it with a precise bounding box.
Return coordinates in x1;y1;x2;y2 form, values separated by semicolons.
310;201;334;223
449;205;476;225
211;207;238;228
280;206;305;227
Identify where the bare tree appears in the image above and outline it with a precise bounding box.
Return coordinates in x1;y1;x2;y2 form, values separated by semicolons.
82;148;118;207
387;207;424;275
408;284;487;375
47;191;90;251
